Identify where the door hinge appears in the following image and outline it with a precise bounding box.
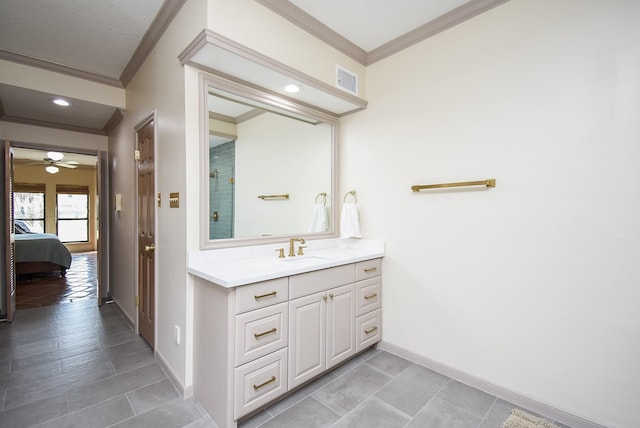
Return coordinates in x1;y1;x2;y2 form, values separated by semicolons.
134;149;141;161
135;295;140;306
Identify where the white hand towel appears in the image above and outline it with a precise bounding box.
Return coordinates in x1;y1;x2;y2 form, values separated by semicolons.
340;202;362;239
308;203;329;233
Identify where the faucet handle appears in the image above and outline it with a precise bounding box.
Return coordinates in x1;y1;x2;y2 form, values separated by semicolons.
275;248;285;258
297;246;306;256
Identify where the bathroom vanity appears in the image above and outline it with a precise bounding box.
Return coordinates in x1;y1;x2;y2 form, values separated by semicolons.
188;239;384;428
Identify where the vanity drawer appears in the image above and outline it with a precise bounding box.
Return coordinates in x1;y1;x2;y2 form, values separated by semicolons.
235;302;288;366
236;277;289;314
355;277;381;317
289;264;355;299
234;348;288;419
355;258;381;282
356;308;381;352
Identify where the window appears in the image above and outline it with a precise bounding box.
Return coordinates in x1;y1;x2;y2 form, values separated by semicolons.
14;183;46;233
57;185;90;242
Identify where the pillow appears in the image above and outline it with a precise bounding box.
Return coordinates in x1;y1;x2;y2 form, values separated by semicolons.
14;220;32;234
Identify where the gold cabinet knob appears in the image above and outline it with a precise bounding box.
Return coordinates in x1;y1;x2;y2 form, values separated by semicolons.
144;244;155;252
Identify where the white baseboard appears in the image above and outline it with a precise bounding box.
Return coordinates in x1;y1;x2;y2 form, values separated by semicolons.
156;348;193;398
379;341;608;428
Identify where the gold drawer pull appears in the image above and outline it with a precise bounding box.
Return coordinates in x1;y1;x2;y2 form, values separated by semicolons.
364;293;378;300
254;291;277;300
364;326;378;334
254;327;277;339
253;376;276;390
364;267;377;273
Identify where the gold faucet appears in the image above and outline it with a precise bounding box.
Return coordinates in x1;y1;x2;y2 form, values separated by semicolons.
288;237;305;257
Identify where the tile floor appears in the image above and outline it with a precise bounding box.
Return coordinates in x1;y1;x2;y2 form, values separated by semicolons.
16;252;98;309
1;299;571;428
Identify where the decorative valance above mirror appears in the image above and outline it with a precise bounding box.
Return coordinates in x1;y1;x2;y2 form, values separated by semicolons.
180;30;367;249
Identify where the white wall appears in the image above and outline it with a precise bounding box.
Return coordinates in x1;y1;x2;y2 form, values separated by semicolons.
340;1;640;427
108;0;207;390
0;122;107;152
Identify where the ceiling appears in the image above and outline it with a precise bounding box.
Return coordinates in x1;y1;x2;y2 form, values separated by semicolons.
0;0;506;136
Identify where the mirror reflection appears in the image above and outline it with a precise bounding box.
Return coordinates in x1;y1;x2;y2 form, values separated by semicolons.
206;85;334;243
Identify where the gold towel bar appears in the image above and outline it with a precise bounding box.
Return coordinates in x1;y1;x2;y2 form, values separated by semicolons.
258;194;290;200
411;179;496;192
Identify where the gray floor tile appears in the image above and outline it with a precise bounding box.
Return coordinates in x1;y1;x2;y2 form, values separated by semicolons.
332;396;411;428
406;396;483;428
0;360;62;391
127;378;179;414
66;362;167;412
112;348;157;374
0;394;68;428
33;395;134;428
365;351;412;376
184;416;220;428
375;363;450;416
266;371;337;417
312;363;392;416
258;396;339;428
479;398;518;428
239;410;273;428
4;359;114;409
111;397;203;428
437;380;496;418
329;347;380;377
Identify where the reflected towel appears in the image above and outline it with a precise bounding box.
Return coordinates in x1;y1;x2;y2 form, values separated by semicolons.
308;204;329;233
340;202;362;239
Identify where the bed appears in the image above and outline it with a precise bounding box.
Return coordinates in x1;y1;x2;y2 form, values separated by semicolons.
14;222;72;276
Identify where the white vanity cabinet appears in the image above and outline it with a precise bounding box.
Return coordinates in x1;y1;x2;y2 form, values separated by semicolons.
192;257;382;428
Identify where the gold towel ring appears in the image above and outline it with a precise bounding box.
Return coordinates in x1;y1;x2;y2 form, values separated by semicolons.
343;190;357;203
315;192;327;205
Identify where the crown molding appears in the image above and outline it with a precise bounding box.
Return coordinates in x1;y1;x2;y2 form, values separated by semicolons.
120;0;187;87
0;115;107;136
0;49;123;88
103;109;124;135
255;0;367;65
255;0;511;66
367;0;511;65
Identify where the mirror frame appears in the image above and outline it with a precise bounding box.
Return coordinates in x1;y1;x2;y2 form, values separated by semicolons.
199;72;339;249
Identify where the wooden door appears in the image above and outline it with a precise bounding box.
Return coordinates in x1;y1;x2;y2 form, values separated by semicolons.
288;291;325;388
3;141;16;322
326;284;355;369
137;119;155;347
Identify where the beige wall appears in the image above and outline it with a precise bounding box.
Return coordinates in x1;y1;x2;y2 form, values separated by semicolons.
340;1;640;427
108;0;207;392
14;163;97;252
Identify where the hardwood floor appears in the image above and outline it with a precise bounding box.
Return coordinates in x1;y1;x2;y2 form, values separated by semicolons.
16;252;98;310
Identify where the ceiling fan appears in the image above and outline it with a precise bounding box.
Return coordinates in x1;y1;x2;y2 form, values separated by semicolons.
29;151;79;174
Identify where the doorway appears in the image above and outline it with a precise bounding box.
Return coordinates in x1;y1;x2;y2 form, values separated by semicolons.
5;144;106;314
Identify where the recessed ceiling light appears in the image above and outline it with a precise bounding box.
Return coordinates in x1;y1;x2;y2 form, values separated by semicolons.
52;98;71;107
284;84;301;94
45;166;59;174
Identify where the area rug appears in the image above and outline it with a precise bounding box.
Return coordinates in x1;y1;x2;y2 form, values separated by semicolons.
502;409;560;428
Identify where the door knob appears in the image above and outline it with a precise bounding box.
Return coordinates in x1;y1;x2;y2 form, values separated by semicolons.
144;244;155;252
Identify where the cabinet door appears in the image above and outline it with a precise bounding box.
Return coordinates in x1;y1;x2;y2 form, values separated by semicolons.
289;291;326;388
326;283;355;369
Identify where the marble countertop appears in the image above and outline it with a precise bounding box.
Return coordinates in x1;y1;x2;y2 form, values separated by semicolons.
188;238;384;287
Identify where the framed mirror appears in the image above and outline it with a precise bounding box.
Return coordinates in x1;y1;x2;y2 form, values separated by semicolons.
200;73;338;249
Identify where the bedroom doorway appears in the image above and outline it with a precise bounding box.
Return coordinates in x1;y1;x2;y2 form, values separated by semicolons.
5;144;107;313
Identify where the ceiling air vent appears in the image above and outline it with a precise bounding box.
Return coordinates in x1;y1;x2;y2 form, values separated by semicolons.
336;66;358;95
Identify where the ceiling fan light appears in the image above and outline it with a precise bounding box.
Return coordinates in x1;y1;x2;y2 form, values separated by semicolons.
47;151;64;161
45;165;59;174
